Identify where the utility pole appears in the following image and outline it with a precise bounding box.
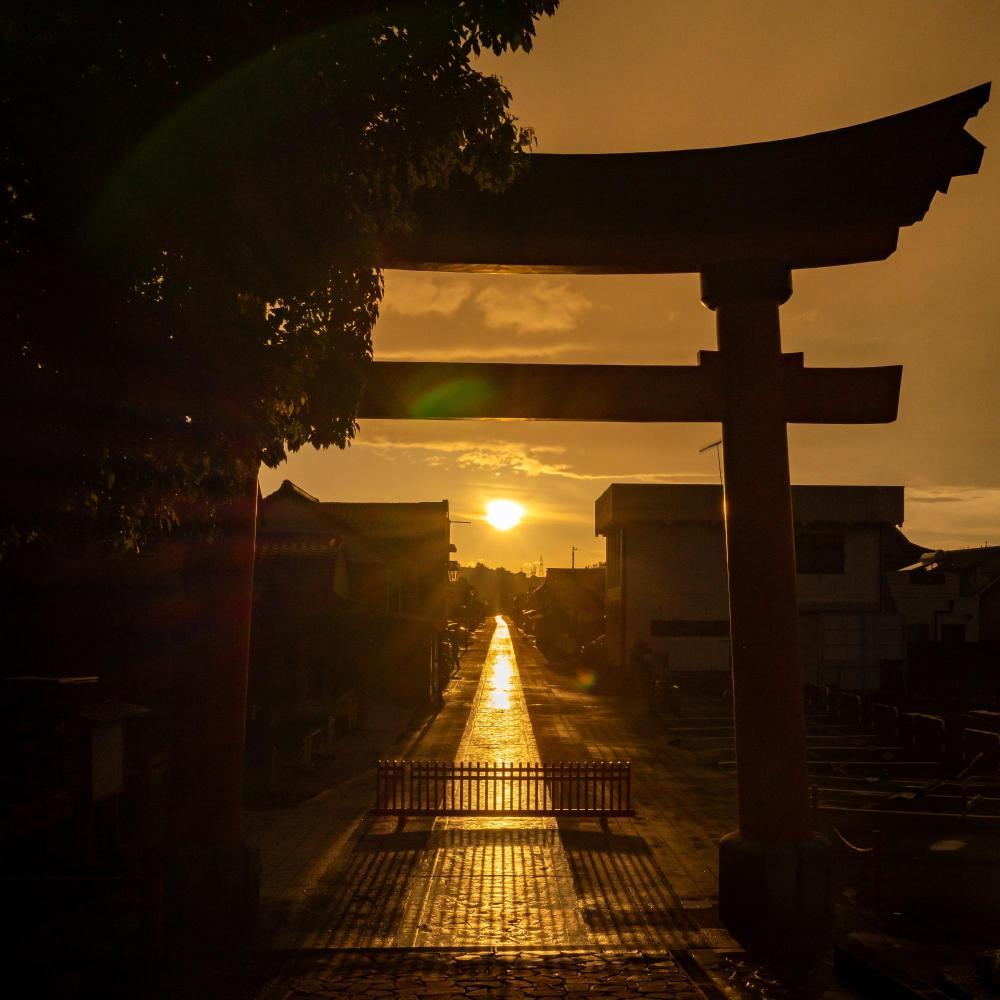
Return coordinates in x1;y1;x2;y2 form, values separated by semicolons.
571;546;577;569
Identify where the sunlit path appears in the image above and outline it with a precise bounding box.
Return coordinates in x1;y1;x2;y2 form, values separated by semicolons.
397;616;590;946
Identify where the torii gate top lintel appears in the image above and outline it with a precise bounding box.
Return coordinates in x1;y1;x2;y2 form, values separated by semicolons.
381;83;989;275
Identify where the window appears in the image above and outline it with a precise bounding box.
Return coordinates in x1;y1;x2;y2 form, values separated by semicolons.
939;624;966;643
909;571;946;586
795;531;845;574
650;619;730;638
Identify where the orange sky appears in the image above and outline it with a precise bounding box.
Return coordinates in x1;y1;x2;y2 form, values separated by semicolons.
259;1;1000;571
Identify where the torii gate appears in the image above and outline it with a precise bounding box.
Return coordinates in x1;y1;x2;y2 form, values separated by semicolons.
172;84;988;953
354;84;990;952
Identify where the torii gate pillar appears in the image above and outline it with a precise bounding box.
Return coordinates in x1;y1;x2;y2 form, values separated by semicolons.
702;261;831;953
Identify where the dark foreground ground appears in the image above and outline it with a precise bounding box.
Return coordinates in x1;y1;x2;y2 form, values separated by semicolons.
39;622;999;998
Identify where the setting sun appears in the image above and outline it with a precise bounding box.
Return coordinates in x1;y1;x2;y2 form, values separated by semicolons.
485;499;524;531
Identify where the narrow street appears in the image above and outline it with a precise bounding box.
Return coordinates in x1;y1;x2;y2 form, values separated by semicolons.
247;620;856;998
251;618;738;954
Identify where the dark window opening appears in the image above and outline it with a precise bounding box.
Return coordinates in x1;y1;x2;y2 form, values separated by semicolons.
795;531;845;574
650;619;730;638
909;571;946;586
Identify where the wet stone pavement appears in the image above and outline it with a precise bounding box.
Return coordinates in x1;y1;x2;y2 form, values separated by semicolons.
250;618;847;998
259;949;709;999
402;617;589;947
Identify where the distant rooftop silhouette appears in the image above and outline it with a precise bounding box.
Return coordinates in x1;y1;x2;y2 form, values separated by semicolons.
262;480;449;539
595;484;906;533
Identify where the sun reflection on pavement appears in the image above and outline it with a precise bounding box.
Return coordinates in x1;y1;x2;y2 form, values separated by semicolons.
401;615;591;946
487;653;513;710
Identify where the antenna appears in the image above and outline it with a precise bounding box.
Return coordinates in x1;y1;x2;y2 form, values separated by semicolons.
699;439;724;484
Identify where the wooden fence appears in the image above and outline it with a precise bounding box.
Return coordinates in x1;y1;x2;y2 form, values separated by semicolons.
373;760;633;818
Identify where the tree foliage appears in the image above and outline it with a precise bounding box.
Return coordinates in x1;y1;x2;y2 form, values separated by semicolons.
1;1;557;557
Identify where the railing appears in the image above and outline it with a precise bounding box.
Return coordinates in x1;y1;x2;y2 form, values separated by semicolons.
374;760;633;817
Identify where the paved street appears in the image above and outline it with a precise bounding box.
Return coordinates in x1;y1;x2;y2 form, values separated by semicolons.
246;619;854;997
255;949;711;1000
401;617;589;947
250;618;737;954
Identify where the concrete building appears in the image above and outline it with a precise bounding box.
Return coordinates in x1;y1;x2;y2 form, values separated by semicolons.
596;484;921;692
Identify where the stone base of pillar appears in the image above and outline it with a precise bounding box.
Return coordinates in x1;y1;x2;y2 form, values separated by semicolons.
162;841;261;953
718;831;833;959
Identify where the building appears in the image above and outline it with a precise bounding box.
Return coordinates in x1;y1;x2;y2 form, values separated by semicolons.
596;484;921;692
260;480;452;624
890;546;1000;644
251;481;453;720
888;547;1000;702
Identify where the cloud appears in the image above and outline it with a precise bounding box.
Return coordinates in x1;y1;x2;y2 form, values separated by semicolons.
381;273;472;317
904;486;1000;550
474;280;591;334
908;493;982;505
373;341;590;361
355;434;713;483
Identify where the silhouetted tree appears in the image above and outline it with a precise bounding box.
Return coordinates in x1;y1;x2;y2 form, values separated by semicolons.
1;1;558;557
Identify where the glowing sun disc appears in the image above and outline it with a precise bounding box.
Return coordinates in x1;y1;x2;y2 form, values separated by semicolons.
485;499;524;531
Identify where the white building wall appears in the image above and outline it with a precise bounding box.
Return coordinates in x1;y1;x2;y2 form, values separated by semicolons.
621;521;730;673
608;518;899;684
796;524;882;610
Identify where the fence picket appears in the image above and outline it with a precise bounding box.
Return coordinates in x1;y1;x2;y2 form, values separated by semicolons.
372;759;633;818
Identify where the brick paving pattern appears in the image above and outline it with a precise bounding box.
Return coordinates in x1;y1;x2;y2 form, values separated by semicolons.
248;620;763;996
261;949;709;999
247;629;494;948
402;618;590;946
510;631;737;949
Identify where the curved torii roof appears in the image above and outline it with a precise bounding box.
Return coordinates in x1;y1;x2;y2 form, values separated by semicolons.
382;83;989;274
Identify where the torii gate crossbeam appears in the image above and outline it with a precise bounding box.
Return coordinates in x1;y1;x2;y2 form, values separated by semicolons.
359;356;902;423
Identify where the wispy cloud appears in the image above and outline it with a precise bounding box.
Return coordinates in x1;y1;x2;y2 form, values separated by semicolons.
908;494;980;503
908;491;982;505
474;280;591;334
373;341;590;361
904;486;1000;550
355;435;713;483
381;273;472;317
